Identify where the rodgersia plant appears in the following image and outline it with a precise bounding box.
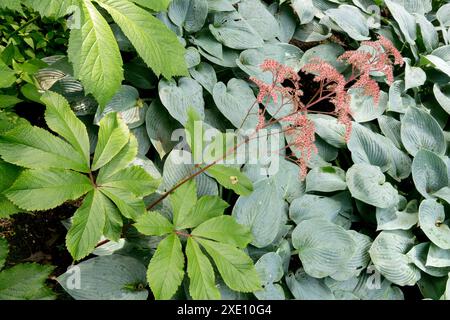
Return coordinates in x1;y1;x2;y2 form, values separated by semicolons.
249;36;404;178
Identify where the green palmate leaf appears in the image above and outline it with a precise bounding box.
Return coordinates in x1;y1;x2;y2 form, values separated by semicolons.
178;195;229;229
68;0;123;107
96;0;188;79
131;0;171;11
0;123;88;172
103;203;123;242
147;233;185;300
0;238;8;270
22;0;79;18
206;164;253;196
97;166;160;197
5;169;92;211
66;190;108;260
42;91;90;168
186;238;221;300
419;199;450;250
170;180;197;227
99;187;145;220
0;0;23;13
197;238;261;292
185;107;204;164
0;60;16;88
0;263;55;300
192;216;252;248
97;134;138;181
134;211;174;236
0;160;22;218
92;113;130;171
412;150;448;199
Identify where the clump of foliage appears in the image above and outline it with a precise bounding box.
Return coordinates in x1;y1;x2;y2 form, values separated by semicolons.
2;0;450;301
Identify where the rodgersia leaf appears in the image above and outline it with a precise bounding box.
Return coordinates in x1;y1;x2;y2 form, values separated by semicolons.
22;0;78;18
0;238;8;270
6;169;93;211
186;238;221;300
147;234;185;300
96;0;188;79
206;165;253;196
134;211;174;237
68;0;123;108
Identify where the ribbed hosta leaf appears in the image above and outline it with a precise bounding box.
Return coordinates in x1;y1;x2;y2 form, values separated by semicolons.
325;5;370;41
404;58;426;90
426;244;450;268
369;230;421;286
238;0;280;40
168;0;208;33
68;0;123;107
349;88;388;123
289;195;343;226
401;106;446;156
346;164;398;209
66;190;112;260
292;219;356;278
97;0;188;79
212;79;258;129
310;114;346;148
419;199;450;250
378;115;402;149
376;198;418;231
189;62;217;95
407;243;450;277
286;269;335;300
159;77;204;125
412;150;448;199
57;255;148;300
232;178;287;248
305;166;346;193
6;169;92;211
385;0;417;45
433;83;450;115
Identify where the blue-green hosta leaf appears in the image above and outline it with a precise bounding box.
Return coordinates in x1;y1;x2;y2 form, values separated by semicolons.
346;163;398;209
274;2;297;43
57;255;148;300
412;150;448;199
415;14;439;53
419;199;450;250
433;83;450;115
168;0;208;33
407;243;450;277
404;58;426;90
0;123;89;172
376;198;418;231
369;230;421;286
401;106;446;156
189;62;217;95
186;237;221;300
191;30;240;67
68;0;123;108
349;88;388;123
159;77;204;125
42;91;90;168
292;219;356;279
207;0;236;12
293;19;332;42
192;216;252;249
238;0;280;40
92;113;130;171
305;166;346;193
291;0;315;25
147;233;184;300
163;150;218;196
310;114;346;148
299;43;346;72
286;269;335;300
325;5;370;41
232;178;287;248
95;86;146;129
390;0;432;15
66;190;112;260
271;158;305;203
385;0;417;46
97;0;188;79
437;3;450;27
254;252;284;286
22;0;78;18
209;11;264;50
289;195;343;226
5;169;92;211
0;263;55;300
386;140;412;181
197;238;261;292
254;283;285;300
331;231;372;281
426;244;450;268
378;115;402;149
212;79;257;130
387;80;416;114
131;125;150;156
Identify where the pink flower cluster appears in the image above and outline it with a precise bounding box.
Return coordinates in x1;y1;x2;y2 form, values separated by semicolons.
248;36;403;179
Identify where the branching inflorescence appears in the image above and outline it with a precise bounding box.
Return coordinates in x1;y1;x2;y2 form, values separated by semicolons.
249;36;404;179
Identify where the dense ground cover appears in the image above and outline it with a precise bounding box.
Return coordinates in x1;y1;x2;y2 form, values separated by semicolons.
1;0;450;300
